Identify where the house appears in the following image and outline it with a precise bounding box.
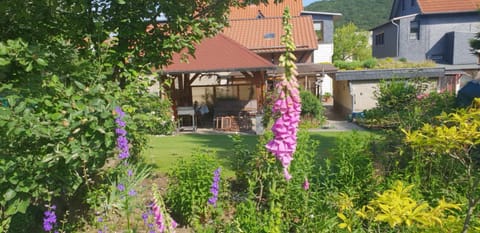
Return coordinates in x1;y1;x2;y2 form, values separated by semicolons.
224;0;341;96
159;0;341;132
335;0;480;118
300;10;342;63
371;0;480;65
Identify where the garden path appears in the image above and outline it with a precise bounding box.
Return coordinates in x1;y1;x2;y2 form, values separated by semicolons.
311;99;366;132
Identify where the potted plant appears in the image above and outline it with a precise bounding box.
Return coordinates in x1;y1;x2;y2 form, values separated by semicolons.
322;92;332;102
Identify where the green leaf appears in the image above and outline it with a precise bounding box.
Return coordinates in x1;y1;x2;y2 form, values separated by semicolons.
44;99;53;107
0;43;8;55
5;198;29;215
25;62;33;72
14;102;26;113
36;58;48;66
74;81;85;90
3;189;16;202
0;57;10;66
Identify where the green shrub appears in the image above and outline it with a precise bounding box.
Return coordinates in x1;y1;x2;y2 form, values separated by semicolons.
334;60;363;70
0;39;150;231
375;79;420;112
323;132;376;203
165;150;222;226
132;95;175;135
362;57;377;68
300;90;325;123
228;129;324;232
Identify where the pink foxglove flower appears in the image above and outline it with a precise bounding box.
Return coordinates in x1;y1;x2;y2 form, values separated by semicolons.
265;9;301;181
152;196;178;233
303;178;310;191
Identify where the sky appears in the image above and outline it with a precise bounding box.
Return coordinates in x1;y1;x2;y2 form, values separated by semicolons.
303;0;319;6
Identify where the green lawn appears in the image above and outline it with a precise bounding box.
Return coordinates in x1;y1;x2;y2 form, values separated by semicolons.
144;131;372;175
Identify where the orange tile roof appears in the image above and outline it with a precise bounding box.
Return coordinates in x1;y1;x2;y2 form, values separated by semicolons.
223;16;318;53
161;34;274;74
417;0;480;14
229;0;303;19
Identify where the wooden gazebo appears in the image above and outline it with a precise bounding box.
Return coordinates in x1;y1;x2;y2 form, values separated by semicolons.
159;34;275;131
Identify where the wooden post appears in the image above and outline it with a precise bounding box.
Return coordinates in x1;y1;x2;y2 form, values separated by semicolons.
184;73;193;106
254;71;265;111
171;75;178;119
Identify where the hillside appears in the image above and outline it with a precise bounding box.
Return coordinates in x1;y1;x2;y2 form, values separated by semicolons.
305;0;394;30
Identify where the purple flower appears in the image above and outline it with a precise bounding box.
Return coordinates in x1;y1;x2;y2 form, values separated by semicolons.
115;118;126;127
208;167;221;206
114;107;130;159
128;189;137;196
142;212;149;224
127;169;133;176
117;184;125;192
43;205;57;232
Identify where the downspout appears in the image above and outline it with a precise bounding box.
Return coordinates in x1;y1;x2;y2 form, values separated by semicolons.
388;14;418;58
349;81;355;115
391;19;399;57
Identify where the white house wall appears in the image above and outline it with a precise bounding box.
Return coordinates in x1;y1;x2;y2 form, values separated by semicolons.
350;81;379;112
313;43;334;63
321;74;333;95
333;80;353;117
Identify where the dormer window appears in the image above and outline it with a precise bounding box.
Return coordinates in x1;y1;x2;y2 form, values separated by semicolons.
264;33;275;39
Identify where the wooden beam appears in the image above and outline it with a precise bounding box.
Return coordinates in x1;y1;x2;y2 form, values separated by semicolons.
241;71;254;79
188;73;201;85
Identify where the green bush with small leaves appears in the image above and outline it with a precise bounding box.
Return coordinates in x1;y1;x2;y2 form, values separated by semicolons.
300;90;325;124
165;150;222;226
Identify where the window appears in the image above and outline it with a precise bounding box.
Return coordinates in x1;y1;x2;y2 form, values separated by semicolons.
264;33;275;39
375;33;385;46
313;20;324;42
402;0;406;10
409;21;419;40
411;0;415;6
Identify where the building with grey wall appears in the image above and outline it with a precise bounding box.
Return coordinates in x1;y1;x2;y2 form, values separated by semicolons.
371;0;480;65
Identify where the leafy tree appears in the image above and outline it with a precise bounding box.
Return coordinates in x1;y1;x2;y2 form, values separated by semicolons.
0;0;285;231
333;22;371;61
0;0;282;80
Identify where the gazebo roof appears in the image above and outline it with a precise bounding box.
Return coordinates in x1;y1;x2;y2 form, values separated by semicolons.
160;34;275;75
